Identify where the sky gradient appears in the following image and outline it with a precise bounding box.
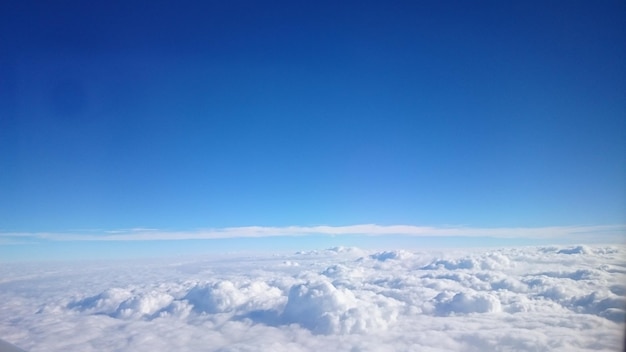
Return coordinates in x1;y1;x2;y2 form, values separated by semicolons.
1;1;625;258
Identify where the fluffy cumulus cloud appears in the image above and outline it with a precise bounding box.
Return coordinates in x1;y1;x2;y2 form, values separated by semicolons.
0;246;625;351
281;278;400;334
433;291;502;315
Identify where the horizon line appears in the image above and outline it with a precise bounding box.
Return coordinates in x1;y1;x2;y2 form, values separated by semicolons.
1;224;624;243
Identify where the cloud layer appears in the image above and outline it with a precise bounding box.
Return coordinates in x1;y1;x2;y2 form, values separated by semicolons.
2;224;624;242
0;245;624;351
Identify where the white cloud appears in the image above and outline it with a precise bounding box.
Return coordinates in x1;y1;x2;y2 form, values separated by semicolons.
281;279;400;334
0;245;624;351
1;224;624;242
433;291;502;315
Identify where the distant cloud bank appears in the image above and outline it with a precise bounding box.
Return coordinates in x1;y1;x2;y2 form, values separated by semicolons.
1;224;624;242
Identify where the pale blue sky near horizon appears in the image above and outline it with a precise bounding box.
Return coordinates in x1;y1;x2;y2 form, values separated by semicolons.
1;1;625;259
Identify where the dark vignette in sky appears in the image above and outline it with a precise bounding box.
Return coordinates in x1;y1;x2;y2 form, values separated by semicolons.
1;1;625;233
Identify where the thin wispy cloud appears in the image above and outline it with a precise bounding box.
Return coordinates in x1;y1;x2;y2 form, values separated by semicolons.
2;224;624;242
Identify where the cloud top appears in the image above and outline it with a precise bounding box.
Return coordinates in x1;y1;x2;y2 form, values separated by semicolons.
1;244;624;351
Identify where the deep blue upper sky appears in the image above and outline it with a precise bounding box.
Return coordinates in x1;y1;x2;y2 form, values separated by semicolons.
1;0;625;232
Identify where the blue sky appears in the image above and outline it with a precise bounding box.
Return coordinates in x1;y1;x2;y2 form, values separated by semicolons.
1;1;625;259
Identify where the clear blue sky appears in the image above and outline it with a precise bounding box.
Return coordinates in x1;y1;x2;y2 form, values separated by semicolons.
1;1;624;253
